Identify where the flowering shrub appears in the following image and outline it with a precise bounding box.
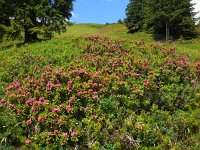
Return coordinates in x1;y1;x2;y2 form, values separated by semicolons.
0;35;199;149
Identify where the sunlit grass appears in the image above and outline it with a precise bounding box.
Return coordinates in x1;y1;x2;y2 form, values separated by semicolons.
1;23;200;61
58;24;200;62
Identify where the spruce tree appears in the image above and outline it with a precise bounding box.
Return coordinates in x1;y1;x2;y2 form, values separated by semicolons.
0;0;75;43
124;0;145;33
125;0;197;40
144;0;196;40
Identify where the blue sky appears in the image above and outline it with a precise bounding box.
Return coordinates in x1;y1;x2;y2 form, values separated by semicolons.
193;0;200;18
70;0;200;24
70;0;129;24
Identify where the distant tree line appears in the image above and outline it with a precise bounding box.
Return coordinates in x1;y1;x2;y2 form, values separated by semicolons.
125;0;198;40
0;0;74;43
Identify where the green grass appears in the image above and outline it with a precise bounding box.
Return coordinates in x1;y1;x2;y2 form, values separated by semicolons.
57;23;200;61
1;23;200;61
57;23;154;42
55;23;104;38
172;39;200;62
0;37;87;84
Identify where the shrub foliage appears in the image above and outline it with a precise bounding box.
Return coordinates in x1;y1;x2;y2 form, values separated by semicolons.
0;35;200;149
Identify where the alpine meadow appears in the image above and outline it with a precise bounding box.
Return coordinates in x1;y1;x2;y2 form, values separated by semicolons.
0;0;200;149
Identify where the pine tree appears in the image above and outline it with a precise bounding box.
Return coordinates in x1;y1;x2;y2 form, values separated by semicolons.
144;0;196;40
0;0;75;43
124;0;145;33
125;0;197;40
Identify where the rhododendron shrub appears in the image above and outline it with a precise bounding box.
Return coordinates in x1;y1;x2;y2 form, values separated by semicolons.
1;35;199;149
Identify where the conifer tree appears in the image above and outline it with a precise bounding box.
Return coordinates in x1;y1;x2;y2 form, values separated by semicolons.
144;0;196;40
125;0;197;40
0;0;75;43
124;0;145;33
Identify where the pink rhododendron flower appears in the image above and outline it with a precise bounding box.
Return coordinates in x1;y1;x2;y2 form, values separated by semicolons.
98;70;102;74
54;68;60;74
142;66;148;70
91;114;97;119
14;82;20;88
93;95;98;100
52;108;60;113
34;101;43;105
54;130;59;134
184;76;189;80
93;91;98;95
46;65;51;70
62;132;68;137
71;131;77;137
87;89;93;94
85;106;90;111
17;109;22;114
99;84;103;87
0;99;6;103
25;99;33;105
27;119;32;125
47;81;52;87
144;79;150;86
26;92;31;95
66;105;73;112
93;83;98;87
133;73;141;77
170;47;175;52
47;132;52;136
58;119;63;123
38;116;45;122
31;106;37;112
10;93;16;98
77;91;82;96
167;60;172;66
39;97;44;101
68;97;75;103
78;69;85;74
25;138;30;145
40;78;45;82
8;103;14;109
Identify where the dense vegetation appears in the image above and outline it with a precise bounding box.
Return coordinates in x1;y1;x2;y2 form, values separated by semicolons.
0;0;200;148
0;30;200;148
0;0;74;43
125;0;197;40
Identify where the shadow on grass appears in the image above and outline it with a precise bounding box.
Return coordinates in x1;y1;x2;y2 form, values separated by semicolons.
0;38;49;49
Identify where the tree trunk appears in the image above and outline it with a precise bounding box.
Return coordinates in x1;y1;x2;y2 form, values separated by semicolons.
24;27;38;43
24;12;38;43
166;21;170;41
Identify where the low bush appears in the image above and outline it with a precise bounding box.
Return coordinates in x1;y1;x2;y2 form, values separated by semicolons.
0;35;199;149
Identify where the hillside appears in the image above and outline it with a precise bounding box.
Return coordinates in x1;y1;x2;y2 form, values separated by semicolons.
61;24;200;62
0;24;200;149
1;24;200;61
57;24;153;42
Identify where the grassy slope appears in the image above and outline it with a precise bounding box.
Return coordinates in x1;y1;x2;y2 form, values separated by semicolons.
57;23;154;42
1;23;200;61
58;23;200;62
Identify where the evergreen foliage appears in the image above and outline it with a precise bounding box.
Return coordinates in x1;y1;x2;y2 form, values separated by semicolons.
125;0;197;40
0;0;75;43
125;0;145;33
